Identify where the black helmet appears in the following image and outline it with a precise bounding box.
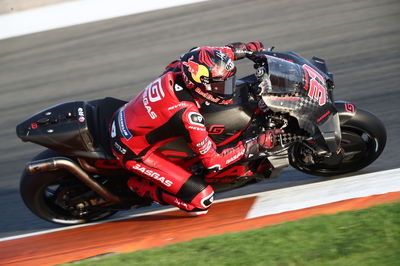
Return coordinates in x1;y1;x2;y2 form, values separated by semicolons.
181;48;237;105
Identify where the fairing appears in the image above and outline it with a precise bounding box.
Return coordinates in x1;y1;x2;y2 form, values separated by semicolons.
261;54;341;153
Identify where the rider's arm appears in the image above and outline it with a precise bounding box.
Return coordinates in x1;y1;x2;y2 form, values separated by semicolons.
189;41;264;62
226;41;264;60
180;105;277;171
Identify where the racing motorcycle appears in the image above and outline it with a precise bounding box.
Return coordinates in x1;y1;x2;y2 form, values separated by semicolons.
16;50;386;225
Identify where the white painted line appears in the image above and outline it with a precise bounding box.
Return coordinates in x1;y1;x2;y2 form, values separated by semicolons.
0;0;207;40
246;168;400;219
0;206;176;242
1;168;398;242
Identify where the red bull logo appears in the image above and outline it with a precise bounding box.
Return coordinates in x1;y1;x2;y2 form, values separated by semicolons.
182;56;209;83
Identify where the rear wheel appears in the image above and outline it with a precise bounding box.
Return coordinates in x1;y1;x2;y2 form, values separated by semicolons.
20;150;117;225
289;109;386;176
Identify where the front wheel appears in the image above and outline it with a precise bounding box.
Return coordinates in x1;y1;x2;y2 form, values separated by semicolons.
289;109;386;177
20;150;118;225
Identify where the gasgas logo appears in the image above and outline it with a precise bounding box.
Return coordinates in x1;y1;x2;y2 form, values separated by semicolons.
182;56;209;83
132;163;173;187
143;79;164;119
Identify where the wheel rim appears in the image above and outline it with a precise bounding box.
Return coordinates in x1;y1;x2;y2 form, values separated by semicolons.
41;177;115;224
290;127;379;175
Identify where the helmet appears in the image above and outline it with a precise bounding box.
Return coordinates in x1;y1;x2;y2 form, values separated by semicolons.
181;48;237;105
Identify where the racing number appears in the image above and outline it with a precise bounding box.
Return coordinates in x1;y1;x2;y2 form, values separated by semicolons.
302;64;327;106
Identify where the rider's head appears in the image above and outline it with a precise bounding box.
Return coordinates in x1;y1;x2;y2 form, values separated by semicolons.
181;48;237;105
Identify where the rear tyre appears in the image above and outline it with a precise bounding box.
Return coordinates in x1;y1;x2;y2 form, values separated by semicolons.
20;150;117;225
289;109;386;176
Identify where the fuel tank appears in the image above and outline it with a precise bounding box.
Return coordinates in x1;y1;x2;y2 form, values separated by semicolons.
201;101;255;143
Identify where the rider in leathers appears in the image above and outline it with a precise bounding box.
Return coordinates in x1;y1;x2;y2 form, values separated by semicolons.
110;42;279;216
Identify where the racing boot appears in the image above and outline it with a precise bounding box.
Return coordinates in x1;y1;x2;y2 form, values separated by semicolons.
127;177;164;204
128;177;212;216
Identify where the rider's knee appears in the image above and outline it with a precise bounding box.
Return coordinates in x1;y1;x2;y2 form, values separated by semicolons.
176;175;214;210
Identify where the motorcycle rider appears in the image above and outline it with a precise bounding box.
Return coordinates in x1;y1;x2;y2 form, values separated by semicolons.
110;42;280;216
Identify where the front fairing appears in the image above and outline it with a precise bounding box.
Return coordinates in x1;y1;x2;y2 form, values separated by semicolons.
261;55;341;153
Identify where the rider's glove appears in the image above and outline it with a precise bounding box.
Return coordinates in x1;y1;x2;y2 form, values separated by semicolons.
245;41;264;53
243;129;283;159
227;41;264;60
258;129;283;150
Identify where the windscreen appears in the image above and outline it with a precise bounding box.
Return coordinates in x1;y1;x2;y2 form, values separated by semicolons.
267;56;304;94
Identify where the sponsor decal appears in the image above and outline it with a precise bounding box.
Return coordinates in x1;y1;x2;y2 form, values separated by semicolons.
147;79;165;102
77;107;85;123
188;126;206;131
113;141;127;155
225;149;245;165
198;140;212;155
174;83;184;91
142;94;157;119
111;121;116;138
196;137;209;147
208;125;225;134
143;79;164;119
215;50;234;71
194;87;220;103
302;64;327;106
266;96;300;102
345;103;355;113
188;112;205;126
215;50;226;60
132;163;173;187
182;56;210;83
174;198;188;209
226;60;234;71
168;102;188;111
118;110;133;140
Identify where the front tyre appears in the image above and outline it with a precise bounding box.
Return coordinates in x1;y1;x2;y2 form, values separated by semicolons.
289;109;386;176
20;150;117;225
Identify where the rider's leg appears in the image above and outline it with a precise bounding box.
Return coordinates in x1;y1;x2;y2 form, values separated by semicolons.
125;151;214;215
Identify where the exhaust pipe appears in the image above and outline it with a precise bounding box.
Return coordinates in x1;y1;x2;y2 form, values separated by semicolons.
27;157;123;203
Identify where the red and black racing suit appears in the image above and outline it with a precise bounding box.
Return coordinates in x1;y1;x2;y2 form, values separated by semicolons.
110;43;263;214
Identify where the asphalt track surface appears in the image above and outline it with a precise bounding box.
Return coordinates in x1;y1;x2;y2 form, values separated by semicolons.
0;0;399;239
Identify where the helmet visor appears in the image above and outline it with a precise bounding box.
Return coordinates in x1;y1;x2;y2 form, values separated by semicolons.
209;76;236;97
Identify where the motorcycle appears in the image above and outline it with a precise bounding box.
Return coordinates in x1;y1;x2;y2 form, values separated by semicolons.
16;50;386;225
